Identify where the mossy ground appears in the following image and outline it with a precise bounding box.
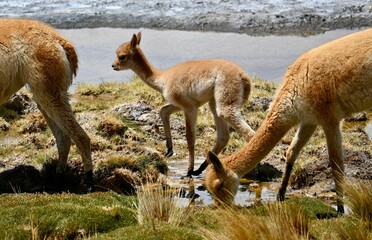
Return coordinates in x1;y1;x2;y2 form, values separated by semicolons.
0;77;371;239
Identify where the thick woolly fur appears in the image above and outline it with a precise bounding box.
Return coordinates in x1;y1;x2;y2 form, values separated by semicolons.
0;19;92;175
112;32;255;176
205;29;372;213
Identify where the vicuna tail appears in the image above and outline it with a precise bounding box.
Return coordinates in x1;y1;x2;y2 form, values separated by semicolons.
242;75;251;102
58;38;78;77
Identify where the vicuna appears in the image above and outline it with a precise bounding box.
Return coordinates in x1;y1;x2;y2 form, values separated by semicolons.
0;19;93;191
205;29;372;214
112;32;255;177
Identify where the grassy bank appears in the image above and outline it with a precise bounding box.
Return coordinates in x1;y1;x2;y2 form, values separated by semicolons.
0;181;371;239
0;77;371;239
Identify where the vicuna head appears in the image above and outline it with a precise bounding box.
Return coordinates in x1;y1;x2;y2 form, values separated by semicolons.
205;151;240;206
112;32;142;71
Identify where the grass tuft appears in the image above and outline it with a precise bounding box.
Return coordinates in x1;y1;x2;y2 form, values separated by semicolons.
134;179;193;229
343;179;372;223
200;202;311;240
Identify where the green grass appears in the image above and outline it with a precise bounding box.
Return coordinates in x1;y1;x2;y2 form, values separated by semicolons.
0;191;354;240
0;76;371;239
0;192;136;239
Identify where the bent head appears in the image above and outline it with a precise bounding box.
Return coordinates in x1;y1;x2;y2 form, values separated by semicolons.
112;32;142;71
205;151;239;206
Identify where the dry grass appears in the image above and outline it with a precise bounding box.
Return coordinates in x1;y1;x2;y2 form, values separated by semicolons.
97;114;128;138
134;179;193;229
326;179;372;240
344;179;372;222
200;203;311;240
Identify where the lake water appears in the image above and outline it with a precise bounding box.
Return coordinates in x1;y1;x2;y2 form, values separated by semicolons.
59;28;359;91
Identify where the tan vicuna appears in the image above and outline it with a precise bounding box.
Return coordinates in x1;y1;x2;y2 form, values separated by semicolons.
0;19;93;191
205;29;372;214
112;32;255;177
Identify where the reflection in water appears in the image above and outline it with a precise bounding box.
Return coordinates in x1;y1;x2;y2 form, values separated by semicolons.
167;158;277;207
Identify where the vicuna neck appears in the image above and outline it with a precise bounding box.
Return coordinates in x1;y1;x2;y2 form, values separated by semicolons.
224;103;297;177
131;48;163;92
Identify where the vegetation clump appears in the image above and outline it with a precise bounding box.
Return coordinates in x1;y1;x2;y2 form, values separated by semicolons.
0;77;371;238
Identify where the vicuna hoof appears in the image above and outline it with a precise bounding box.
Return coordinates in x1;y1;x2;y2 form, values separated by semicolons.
165;148;174;158
85;170;95;193
192;160;209;176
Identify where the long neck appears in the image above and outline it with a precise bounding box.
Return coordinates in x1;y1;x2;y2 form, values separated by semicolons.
131;48;163;92
224;100;298;177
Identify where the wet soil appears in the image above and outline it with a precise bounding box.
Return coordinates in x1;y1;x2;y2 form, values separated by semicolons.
1;95;371;207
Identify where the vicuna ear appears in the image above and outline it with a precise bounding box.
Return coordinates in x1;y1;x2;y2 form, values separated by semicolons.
207;151;224;172
130;34;138;52
137;32;142;45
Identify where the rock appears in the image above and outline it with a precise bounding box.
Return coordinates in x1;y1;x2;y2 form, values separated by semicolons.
3;92;37;115
344;112;368;122
0;118;10;131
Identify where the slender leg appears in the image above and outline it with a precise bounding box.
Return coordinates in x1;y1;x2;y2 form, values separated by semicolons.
37;104;71;173
217;104;255;142
193;100;229;176
323;121;345;214
184;109;198;177
160;104;181;157
33;91;94;192
277;124;317;201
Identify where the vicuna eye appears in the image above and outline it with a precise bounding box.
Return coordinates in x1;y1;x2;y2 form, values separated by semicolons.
118;55;127;61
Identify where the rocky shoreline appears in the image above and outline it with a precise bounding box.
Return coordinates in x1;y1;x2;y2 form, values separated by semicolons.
1;1;371;36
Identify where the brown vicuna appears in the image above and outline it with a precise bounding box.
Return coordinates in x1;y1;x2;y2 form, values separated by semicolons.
205;29;372;214
112;32;255;177
0;19;93;191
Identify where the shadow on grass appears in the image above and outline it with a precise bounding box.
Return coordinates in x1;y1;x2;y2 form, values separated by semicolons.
0;160;86;194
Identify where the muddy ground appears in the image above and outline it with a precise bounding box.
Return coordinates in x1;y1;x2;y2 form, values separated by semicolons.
1;0;371;36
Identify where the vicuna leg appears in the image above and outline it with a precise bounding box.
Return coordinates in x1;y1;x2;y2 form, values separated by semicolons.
33;90;93;191
217;103;255;142
184;108;198;177
323;121;345;214
37;104;71;172
209;100;230;154
193;100;229;176
160;104;181;158
277;124;317;201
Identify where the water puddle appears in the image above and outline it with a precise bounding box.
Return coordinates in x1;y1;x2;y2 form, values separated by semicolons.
343;112;372;140
365;123;372;140
364;113;372;140
167;157;278;207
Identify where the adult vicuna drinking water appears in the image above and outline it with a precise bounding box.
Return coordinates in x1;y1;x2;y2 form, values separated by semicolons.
205;29;372;214
0;19;94;191
112;32;255;177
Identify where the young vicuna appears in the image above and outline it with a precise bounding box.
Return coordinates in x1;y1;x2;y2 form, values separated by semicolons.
205;29;372;214
112;32;255;177
0;19;93;191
